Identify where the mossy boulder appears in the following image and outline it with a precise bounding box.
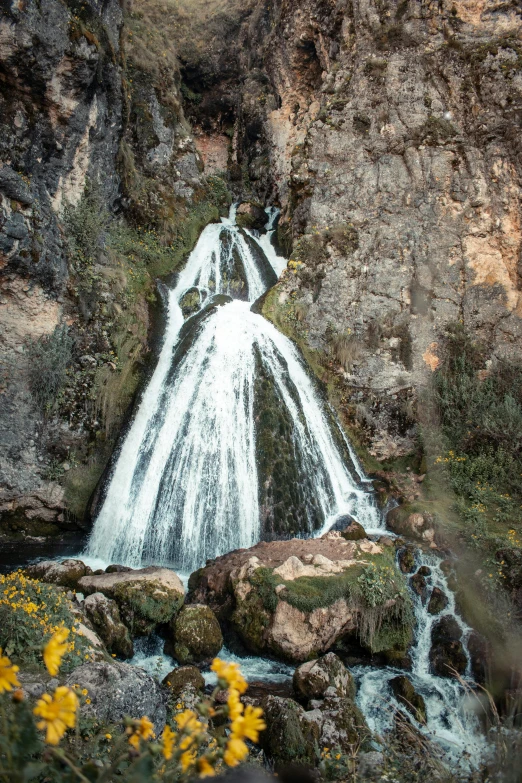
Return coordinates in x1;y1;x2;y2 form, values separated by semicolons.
387;504;435;544
293;653;354;701
26;559;93;590
166;604;223;665
179;287;204;319
389;675;426;723
83;592;133;659
162;665;205;695
260;696;319;768
78;567;185;636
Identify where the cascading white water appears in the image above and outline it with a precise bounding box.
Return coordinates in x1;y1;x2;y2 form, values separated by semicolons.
355;553;487;764
86;207;378;569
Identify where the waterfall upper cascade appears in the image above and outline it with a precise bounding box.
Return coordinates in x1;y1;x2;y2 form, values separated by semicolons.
86;208;381;570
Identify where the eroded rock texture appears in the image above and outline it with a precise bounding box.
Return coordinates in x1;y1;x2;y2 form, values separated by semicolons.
188;0;522;459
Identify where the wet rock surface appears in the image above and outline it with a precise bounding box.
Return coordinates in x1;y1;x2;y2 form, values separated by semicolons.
26;558;92;589
389;675;427;724
293;653;354;701
429;616;467;677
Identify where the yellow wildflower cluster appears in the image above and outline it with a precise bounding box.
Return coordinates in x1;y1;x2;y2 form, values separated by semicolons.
0;571;87;668
435;450;467;464
508;528;522;547
0;648;20;693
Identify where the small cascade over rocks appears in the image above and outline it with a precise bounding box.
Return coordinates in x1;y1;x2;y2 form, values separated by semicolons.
86;207;379;570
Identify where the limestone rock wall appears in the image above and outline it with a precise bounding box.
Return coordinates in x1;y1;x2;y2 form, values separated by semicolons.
237;0;522;459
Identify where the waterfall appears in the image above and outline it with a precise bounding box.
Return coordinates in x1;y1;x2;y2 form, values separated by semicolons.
86;208;379;569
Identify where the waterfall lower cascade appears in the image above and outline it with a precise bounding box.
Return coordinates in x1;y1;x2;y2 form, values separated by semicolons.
87;207;379;570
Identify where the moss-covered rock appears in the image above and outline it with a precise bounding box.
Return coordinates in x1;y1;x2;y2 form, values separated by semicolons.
293;653;354;701
162;665;205;695
341;521;367;541
398;546;416;574
260;695;319;768
429;616;467;677
427;587;448;615
78;567;185;636
166;604;223;665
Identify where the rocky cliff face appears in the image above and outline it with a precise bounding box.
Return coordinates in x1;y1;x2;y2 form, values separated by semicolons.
188;0;522;462
0;0;227;540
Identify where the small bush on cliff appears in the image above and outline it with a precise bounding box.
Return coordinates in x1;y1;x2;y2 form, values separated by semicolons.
431;323;522;539
27;324;74;412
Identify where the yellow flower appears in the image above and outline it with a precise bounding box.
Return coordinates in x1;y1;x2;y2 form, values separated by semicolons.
181;749;196;771
161;725;175;760
224;736;249;767
128;732;140;750
227;689;243;721
198;757;215;777
33;686;78;745
0;650;20;694
231;705;266;743
136;716;155;740
43;628;69;676
81;688;88;696
175;709;202;733
210;659;247;694
105;733;112;740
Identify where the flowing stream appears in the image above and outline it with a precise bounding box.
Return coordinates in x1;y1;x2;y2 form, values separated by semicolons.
85;206;485;766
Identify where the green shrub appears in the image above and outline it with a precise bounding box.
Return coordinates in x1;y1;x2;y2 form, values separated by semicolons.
27;324;74;412
0;571;88;671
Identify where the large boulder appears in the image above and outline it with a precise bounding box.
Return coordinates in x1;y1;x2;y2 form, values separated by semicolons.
389;676;426;724
83;592;133;659
165;604;223;665
26;559;92;589
188;534;413;664
261;688;369;770
65;661;167;732
78;567;185;635
387;505;436;545
293;653;354;701
260;696;318;769
429;617;467;677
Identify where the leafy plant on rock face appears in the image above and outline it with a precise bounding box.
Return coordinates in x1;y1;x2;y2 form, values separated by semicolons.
27;324;74;413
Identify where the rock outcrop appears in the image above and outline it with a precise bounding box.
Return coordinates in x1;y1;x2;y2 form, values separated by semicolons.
78;566;185;635
429;616;467;677
26;558;92;589
293;653;354;701
189;533;413;663
82;592;134;659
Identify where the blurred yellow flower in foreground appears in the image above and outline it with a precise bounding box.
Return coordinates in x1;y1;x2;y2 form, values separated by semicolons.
33;686;78;745
43;628;69;676
0;649;20;694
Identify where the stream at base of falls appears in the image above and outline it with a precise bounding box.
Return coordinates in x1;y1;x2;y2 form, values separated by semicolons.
82;206;488;768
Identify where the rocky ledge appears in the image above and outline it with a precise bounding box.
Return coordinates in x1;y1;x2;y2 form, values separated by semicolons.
189;531;413;663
